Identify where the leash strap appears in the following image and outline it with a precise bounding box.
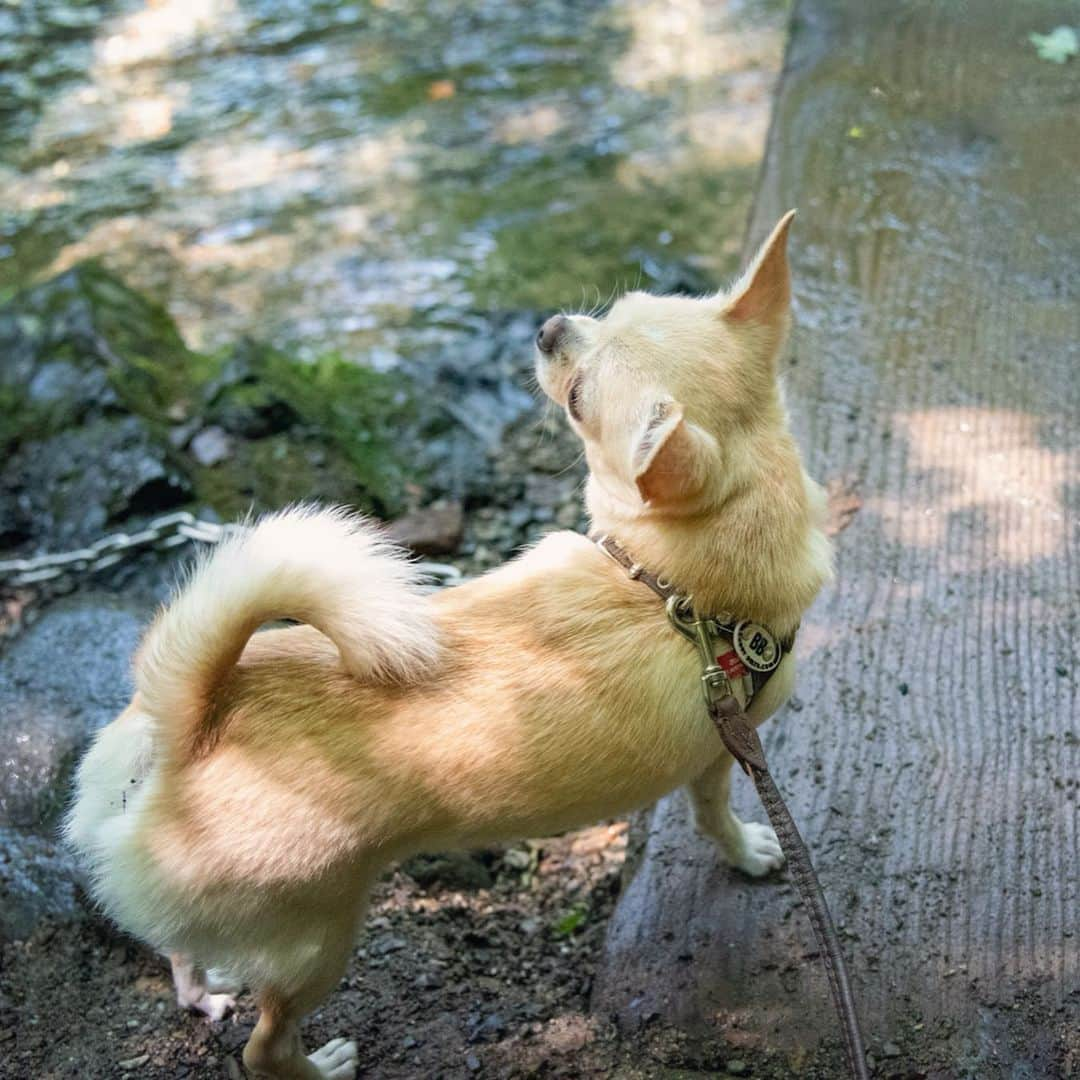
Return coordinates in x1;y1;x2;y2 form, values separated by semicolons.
590;532;868;1079
709;697;869;1080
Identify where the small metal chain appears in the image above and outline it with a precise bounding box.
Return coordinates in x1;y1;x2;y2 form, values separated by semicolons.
0;511;461;589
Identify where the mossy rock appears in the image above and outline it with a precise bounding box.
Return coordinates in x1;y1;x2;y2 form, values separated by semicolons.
0;263;445;540
190;434;367;521
0;261;214;451
199;340;423;516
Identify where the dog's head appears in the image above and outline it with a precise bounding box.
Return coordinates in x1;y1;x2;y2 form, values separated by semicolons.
535;211;797;521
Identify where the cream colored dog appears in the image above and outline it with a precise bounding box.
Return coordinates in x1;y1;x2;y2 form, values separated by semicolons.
66;211;831;1079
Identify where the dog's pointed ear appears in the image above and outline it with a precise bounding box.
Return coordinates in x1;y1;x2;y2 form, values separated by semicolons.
722;209;796;325
633;401;714;506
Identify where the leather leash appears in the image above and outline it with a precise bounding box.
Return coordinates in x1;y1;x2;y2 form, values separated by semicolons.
592;533;869;1080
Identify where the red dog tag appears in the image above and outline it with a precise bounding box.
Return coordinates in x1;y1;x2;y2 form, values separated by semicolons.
717;649;749;679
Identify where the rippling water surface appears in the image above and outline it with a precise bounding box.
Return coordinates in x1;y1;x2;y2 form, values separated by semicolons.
1;0;785;365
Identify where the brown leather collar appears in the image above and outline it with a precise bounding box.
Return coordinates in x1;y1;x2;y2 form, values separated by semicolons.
589;531;681;603
589;531;797;653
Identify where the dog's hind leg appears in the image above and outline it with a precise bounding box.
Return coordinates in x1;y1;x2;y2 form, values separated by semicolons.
170;953;236;1021
241;924;358;1080
688;752;783;877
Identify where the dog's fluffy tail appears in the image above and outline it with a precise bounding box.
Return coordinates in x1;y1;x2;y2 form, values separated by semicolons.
135;505;439;761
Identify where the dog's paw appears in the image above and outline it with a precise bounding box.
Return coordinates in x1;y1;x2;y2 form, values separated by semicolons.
197;991;237;1021
177;987;236;1021
309;1038;358;1080
734;821;784;877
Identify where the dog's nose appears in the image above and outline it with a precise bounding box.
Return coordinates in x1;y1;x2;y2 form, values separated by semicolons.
536;315;568;355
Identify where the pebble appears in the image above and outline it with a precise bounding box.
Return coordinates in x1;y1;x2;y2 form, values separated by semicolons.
507;505;532;528
118;1055;149;1070
726;1061;748;1076
369;934;408;956
387;501;465;556
189;425;232;467
502;848;532;870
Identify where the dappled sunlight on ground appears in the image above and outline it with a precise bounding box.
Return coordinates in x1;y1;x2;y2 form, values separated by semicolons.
880;407;1070;564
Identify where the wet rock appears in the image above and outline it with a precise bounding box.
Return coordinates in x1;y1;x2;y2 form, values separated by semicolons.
401;851;494;891
524;473;576;509
0;415;191;548
0;263;211;445
0;265;208;548
0;592;149;941
502;848;532;871
387;501;465;557
0;265;487;543
24;360;115;431
0;594;145;829
369;934;408;957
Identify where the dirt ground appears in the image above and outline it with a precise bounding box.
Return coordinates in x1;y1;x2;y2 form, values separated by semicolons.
2;825;623;1079
1;818;862;1080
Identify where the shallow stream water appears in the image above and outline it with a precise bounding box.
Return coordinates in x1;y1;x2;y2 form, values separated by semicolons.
1;0;786;368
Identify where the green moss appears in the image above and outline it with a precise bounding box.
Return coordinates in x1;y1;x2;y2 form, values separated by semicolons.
552;902;590;938
0;384;44;453
71;262;219;421
201;344;422;515
0;261;219;434
1;264;429;517
260;350;416;505
191;434;364;519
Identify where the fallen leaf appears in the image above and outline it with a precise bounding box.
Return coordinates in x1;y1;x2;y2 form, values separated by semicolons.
1029;26;1078;64
826;476;862;536
428;79;456;101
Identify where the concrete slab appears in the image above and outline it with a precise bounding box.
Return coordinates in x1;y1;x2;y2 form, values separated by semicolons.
595;1;1080;1074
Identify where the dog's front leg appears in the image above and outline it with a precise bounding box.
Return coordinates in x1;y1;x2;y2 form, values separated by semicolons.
688;753;784;877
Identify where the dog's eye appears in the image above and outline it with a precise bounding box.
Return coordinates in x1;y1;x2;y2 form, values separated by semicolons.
567;377;585;422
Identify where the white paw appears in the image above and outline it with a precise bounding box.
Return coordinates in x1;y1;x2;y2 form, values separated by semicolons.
733;821;784;877
199;991;236;1021
178;989;236;1021
309;1038;358;1079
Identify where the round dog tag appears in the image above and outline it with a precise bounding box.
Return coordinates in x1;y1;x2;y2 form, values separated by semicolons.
733;620;781;673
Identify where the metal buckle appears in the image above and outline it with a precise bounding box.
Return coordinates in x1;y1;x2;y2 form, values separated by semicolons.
666;595;734;708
